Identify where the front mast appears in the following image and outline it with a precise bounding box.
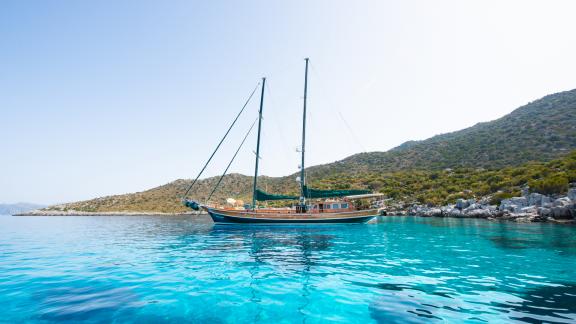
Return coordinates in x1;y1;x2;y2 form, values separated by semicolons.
252;78;266;209
299;58;309;211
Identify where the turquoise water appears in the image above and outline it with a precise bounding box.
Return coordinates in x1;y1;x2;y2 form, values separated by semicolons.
0;215;575;323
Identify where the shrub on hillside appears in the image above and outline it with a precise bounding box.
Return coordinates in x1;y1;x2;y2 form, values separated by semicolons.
530;176;569;196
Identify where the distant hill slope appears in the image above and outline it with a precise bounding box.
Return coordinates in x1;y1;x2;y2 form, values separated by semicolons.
46;89;576;213
0;203;46;215
306;88;576;177
50;174;294;213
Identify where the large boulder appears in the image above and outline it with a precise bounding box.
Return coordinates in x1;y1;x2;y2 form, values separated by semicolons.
409;205;443;217
423;208;443;217
568;188;576;201
553;197;572;207
548;199;576;219
521;206;538;214
500;197;528;212
538;207;552;218
459;202;498;218
463;208;493;218
446;208;462;217
456;199;469;210
551;206;573;220
527;193;551;206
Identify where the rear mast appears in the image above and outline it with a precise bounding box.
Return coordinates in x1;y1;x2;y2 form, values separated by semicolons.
252;78;266;209
299;58;309;211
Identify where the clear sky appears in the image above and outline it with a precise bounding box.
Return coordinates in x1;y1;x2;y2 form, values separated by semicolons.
2;0;576;205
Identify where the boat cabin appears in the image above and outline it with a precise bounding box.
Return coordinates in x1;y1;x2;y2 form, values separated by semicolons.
312;201;353;213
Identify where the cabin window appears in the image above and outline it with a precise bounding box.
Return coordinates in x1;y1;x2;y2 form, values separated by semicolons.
341;203;349;209
325;204;330;209
332;203;339;209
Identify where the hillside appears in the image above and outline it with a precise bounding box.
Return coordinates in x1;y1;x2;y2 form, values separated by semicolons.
306;88;576;177
49;174;298;213
45;89;576;213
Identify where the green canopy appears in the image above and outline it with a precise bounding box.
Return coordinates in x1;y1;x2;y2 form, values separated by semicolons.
254;186;371;201
303;186;371;199
254;189;298;201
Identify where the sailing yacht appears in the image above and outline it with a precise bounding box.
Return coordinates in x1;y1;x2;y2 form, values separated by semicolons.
183;58;380;224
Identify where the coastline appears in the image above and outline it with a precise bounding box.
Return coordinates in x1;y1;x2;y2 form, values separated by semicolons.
13;210;205;216
12;210;575;224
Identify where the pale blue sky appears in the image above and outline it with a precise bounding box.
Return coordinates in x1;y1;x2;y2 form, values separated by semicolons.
2;0;576;204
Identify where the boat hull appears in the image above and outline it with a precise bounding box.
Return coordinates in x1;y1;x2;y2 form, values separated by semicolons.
206;208;377;224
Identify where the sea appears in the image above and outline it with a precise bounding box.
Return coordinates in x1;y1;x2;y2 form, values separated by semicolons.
0;215;575;323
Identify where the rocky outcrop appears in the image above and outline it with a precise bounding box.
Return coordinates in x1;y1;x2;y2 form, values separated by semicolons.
498;191;575;222
404;187;576;223
408;200;500;219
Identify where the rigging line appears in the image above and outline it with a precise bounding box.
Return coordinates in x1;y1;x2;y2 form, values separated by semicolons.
206;118;258;202
337;111;367;153
309;62;367;153
181;82;261;200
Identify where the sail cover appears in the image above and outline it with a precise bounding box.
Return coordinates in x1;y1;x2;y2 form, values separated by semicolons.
255;189;298;201
303;186;370;199
255;187;371;201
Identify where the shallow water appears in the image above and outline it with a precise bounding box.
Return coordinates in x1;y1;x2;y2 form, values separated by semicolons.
0;215;575;323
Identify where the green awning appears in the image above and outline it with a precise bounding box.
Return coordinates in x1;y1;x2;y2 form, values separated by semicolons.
255;186;371;201
254;189;298;201
303;186;371;199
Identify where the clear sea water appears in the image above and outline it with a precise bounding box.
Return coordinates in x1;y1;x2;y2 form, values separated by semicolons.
0;215;575;323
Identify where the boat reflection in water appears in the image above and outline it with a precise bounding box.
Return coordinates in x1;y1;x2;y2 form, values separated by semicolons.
208;224;337;321
209;224;335;266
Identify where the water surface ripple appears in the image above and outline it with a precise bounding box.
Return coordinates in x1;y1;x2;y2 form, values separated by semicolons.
0;215;575;323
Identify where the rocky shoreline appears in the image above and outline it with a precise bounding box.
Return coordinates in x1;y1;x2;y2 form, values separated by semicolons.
14;188;576;224
383;187;576;224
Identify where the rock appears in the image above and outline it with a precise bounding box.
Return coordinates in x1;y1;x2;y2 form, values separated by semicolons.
466;203;481;210
409;205;442;217
478;196;491;205
538;207;552;218
520;206;537;214
500;196;532;212
527;193;550;206
568;188;576;201
553;197;572;207
456;199;469;210
440;206;453;214
463;208;492;218
422;208;443;217
447;208;462;217
551;205;575;220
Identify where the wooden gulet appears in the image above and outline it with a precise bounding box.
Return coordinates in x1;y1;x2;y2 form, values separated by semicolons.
183;58;380;224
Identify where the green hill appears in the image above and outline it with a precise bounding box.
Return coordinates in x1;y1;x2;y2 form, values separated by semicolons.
47;89;576;213
306;88;576;177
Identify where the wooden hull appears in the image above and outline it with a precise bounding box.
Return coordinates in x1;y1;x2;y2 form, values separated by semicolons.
205;207;378;224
